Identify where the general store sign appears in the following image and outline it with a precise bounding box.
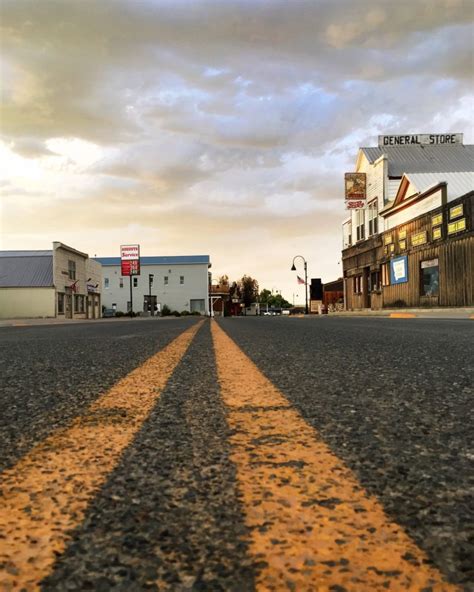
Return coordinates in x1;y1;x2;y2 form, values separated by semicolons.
120;244;140;276
378;133;463;147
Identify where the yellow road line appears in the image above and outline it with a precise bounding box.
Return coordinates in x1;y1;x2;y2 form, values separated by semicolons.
0;321;203;592
211;321;457;591
390;313;417;318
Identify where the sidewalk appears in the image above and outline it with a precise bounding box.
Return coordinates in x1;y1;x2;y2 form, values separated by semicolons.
0;316;165;328
329;307;474;319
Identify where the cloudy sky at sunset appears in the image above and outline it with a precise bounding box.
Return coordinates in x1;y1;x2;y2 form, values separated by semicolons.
1;0;473;300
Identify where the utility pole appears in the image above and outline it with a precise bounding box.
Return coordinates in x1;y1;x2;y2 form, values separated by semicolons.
129;276;133;317
149;274;154;315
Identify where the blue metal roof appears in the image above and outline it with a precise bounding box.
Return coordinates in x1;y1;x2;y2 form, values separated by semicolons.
95;255;211;266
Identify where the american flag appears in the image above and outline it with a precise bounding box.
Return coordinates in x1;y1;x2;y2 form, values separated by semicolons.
297;276;306;285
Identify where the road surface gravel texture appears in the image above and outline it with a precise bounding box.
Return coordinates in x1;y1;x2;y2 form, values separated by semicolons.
0;316;472;591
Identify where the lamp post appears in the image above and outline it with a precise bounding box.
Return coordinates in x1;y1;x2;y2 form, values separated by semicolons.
291;255;308;314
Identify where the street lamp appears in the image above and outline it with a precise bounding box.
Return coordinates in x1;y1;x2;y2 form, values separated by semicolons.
291;255;308;314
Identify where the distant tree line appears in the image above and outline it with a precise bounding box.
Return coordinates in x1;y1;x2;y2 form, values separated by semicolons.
217;275;291;309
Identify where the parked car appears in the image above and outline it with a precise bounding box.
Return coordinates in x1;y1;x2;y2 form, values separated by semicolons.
102;308;116;318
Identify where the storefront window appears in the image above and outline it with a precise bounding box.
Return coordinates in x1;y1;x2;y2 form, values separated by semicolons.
353;275;363;294
421;259;439;296
57;293;65;314
74;294;85;313
370;271;380;292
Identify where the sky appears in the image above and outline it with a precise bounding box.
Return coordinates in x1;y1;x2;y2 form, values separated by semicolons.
1;0;473;302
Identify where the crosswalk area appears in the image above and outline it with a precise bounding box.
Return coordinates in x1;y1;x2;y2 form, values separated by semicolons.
0;320;463;591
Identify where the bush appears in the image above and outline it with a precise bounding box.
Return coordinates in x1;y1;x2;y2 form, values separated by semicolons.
161;305;171;317
392;299;407;308
190;311;201;316
172;310;181;317
180;310;190;316
115;311;125;317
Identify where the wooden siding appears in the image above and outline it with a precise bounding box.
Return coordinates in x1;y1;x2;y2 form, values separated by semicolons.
343;192;474;309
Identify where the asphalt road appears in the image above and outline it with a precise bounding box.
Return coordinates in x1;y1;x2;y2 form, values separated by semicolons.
0;317;472;591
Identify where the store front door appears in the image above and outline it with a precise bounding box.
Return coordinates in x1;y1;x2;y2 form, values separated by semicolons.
65;294;73;319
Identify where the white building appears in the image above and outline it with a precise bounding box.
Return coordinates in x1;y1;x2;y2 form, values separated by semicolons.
95;255;211;315
342;135;474;249
0;242;102;319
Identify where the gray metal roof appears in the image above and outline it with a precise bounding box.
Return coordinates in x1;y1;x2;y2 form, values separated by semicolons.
0;253;53;287
406;172;474;201
361;144;474;177
0;250;53;257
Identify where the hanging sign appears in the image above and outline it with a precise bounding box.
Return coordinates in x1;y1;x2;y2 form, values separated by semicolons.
345;173;366;210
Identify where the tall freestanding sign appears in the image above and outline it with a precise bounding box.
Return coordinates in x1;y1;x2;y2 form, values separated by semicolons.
120;244;140;314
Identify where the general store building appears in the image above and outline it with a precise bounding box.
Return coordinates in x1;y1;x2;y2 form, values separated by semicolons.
95;255;211;315
342;135;474;309
0;242;102;319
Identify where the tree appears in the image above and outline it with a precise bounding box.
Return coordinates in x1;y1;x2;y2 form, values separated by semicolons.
229;281;241;300
240;275;259;308
218;274;229;287
258;289;291;309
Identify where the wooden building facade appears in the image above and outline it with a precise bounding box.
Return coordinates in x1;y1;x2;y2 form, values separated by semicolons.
343;191;474;309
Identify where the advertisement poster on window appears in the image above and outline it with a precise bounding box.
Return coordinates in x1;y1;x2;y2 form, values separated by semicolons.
390;256;408;284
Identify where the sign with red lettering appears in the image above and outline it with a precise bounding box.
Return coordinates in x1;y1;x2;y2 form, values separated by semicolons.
346;200;366;210
120;244;140;276
120;244;140;261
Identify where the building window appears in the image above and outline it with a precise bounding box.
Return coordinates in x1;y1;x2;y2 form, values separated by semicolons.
104;278;109;289
180;276;184;285
68;260;76;280
368;201;378;236
353;275;363;294
190;299;205;314
74;294;85;313
57;293;65;314
382;263;390;286
133;277;138;287
119;278;124;288
343;221;352;248
370;271;381;292
421;259;439;296
356;210;365;241
164;276;169;285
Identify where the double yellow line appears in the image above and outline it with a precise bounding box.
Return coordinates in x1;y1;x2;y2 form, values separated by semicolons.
0;320;457;591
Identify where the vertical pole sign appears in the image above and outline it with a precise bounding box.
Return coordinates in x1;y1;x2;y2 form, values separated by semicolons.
120;245;140;316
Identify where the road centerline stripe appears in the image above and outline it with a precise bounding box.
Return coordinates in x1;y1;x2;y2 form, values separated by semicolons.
0;321;203;592
211;320;458;591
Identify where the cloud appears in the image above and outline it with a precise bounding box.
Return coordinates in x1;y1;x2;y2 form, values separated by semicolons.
1;0;473;292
